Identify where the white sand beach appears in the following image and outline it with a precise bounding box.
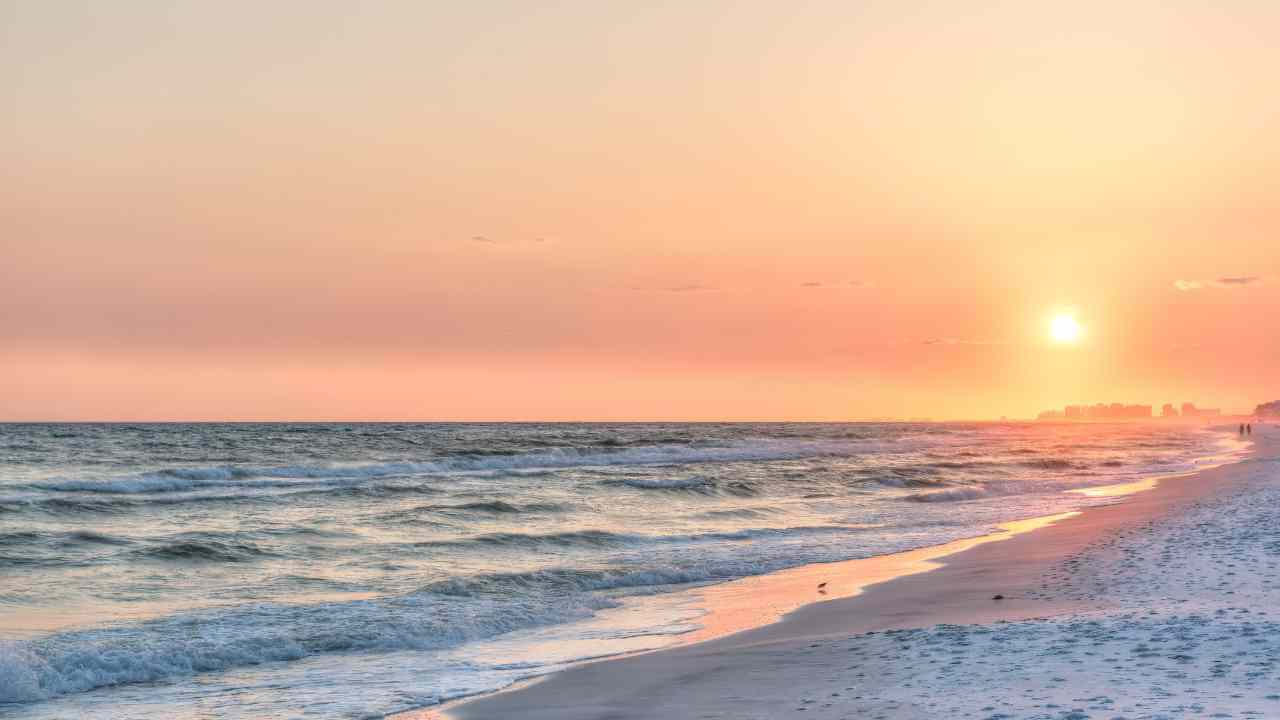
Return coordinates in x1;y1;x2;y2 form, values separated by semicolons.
422;426;1278;719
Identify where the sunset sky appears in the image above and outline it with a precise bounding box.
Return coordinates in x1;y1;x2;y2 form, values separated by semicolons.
4;1;1278;421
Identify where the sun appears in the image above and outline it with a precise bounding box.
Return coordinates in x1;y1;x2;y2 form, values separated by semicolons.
1050;314;1083;344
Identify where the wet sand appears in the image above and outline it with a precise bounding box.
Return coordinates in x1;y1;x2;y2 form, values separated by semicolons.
413;428;1268;720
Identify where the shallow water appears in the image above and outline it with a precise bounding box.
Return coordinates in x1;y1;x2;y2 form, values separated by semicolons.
0;422;1241;718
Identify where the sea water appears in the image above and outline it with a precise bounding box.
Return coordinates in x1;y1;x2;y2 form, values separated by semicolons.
0;422;1241;718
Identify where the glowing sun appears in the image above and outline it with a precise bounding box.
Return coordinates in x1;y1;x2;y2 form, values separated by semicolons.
1050;314;1083;344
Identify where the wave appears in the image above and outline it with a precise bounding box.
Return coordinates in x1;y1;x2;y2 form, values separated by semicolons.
1;480;455;517
24;438;887;496
30;466;368;494
433;500;568;514
66;530;131;546
0;529;135;568
870;474;949;488
0;531;42;546
0;529;131;548
924;460;998;470
0;512;1217;704
133;537;276;564
694;507;778;520
0;573;637;703
1019;458;1083;470
414;524;859;553
870;454;1092;493
375;500;569;524
606;476;761;496
905;486;991;502
20;496;138;514
899;464;1187;502
311;482;443;499
419;529;637;550
0;491;310;516
417;525;889;599
424;563;765;599
618;476;713;491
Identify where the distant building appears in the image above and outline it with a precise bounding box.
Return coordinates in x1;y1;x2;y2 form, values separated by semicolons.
1086;403;1150;419
1037;403;1152;421
1162;403;1178;417
1256;400;1280;417
1181;402;1222;418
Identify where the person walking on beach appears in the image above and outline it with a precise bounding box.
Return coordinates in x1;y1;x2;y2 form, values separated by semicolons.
1240;423;1246;436
1247;423;1252;435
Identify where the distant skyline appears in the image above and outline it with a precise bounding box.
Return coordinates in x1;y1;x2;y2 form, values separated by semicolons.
4;1;1279;421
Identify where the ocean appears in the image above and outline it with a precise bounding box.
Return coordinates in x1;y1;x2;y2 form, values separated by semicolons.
0;422;1241;718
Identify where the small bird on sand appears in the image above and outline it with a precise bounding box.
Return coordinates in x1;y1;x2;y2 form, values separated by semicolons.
817;582;828;590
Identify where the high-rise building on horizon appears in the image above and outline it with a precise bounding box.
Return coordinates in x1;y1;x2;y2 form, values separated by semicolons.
1037;403;1152;420
1181;402;1222;418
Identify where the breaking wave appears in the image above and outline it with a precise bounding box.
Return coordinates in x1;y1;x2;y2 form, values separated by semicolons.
134;538;276;564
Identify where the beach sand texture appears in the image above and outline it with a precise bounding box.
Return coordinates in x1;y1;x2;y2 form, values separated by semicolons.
430;427;1279;719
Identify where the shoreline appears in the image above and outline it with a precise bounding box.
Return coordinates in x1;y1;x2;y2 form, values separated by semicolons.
413;429;1260;719
404;512;1083;720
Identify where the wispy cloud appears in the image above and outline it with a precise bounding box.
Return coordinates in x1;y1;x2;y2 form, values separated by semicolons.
1175;276;1264;291
802;280;871;288
922;337;1007;346
1214;276;1262;286
469;235;551;244
630;279;871;292
628;284;718;292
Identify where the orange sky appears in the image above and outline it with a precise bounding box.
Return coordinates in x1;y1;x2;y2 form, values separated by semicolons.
3;1;1278;421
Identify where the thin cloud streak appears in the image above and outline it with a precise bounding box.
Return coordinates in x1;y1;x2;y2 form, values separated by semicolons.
1174;276;1264;291
625;284;719;292
922;338;1011;347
